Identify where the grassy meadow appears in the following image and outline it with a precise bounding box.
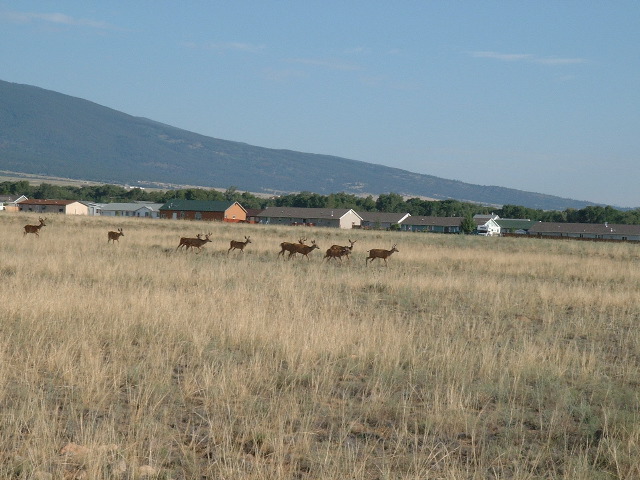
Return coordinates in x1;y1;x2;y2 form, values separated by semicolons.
1;213;639;479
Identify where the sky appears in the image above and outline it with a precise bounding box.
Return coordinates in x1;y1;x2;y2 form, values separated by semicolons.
1;1;639;207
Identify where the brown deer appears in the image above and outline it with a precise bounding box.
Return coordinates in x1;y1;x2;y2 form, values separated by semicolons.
107;228;124;243
365;244;399;266
324;239;357;262
24;217;47;237
290;239;320;260
278;237;306;259
228;236;251;254
177;233;202;251
177;233;212;252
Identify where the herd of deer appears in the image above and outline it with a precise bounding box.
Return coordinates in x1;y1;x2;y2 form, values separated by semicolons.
22;218;400;265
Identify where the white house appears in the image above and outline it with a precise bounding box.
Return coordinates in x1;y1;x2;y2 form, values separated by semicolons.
257;207;362;229
473;214;501;236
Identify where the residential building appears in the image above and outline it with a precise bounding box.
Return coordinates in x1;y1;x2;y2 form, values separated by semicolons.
0;194;28;212
18;199;88;215
159;200;247;222
257;207;362;229
100;202;164;218
528;222;640;242
358;211;410;230
400;216;463;233
473;214;501;236
496;219;537;235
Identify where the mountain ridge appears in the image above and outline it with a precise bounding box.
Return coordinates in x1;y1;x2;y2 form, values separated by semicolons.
0;79;601;210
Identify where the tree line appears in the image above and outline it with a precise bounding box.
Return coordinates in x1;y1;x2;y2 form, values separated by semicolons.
2;181;639;225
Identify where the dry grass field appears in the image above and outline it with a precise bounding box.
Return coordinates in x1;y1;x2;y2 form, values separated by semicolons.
1;213;639;479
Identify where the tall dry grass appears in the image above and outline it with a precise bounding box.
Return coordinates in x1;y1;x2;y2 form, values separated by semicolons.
1;213;639;479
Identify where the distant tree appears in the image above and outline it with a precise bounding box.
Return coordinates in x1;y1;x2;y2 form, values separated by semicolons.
375;193;406;212
460;214;476;234
224;186;238;201
358;195;377;212
500;204;533;219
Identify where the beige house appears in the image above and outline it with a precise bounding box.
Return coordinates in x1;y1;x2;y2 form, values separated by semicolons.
257;207;362;229
18;199;89;215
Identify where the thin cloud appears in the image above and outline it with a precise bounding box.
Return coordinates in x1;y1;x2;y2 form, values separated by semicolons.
1;10;114;29
285;58;360;71
470;50;586;65
535;57;586;65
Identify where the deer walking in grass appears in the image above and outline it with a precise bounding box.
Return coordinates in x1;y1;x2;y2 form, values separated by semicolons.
176;233;212;253
324;239;356;262
107;228;124;243
290;239;320;260
278;237;306;259
228;236;251;254
24;217;47;237
365;244;399;266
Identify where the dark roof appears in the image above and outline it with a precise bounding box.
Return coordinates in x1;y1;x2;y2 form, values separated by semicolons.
358;211;410;223
474;217;499;226
529;222;640;236
245;208;264;217
400;216;463;227
257;206;361;220
159;199;244;212
0;194;25;203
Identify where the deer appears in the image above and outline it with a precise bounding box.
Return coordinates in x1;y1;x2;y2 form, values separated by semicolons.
324;239;357;262
365;244;399;266
278;237;307;259
107;228;124;243
24;217;47;237
228;236;251;254
290;239;320;260
177;233;212;252
177;233;202;251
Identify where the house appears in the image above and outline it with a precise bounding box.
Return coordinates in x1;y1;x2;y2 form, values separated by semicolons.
256;207;362;229
18;199;88;215
159;200;247;222
82;202;104;216
400;216;463;233
473;214;501;236
0;194;28;212
496;219;537;235
528;222;640;242
358;211;411;230
100;202;164;218
245;208;264;224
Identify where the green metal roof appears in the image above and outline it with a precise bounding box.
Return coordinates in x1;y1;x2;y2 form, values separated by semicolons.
159;199;239;212
496;219;537;231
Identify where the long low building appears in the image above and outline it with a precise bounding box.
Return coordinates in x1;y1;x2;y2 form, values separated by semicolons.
18;199;88;215
528;222;640;241
257;207;362;229
159;200;247;222
400;216;463;233
99;202;165;218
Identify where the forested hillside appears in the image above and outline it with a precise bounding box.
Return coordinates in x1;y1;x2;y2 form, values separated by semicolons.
0;79;601;210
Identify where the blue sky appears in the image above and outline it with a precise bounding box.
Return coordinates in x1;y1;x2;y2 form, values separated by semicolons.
2;2;639;207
